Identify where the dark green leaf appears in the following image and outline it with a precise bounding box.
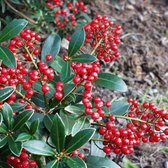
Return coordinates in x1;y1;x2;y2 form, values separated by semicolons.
68;28;85;57
94;73;127;92
41;33;61;63
110;99;130;115
13;109;34;131
0;19;28;42
72;117;90;136
0;136;7;148
15;132;32;142
23;140;55;156
44;114;54;131
10;102;26;111
64;156;87;168
50;56;66;73
0;86;15;101
64;84;76;98
51;114;66;153
0;123;7;133
71;54;96;63
8;136;22;156
86;156;121;168
31;93;45;108
30;119;39;135
64;104;84;114
123;158;138;168
60;61;72;83
2;103;13;128
0;46;16;68
65;128;95;153
0;162;12;168
60;112;75;135
0;113;2;125
44;160;58;168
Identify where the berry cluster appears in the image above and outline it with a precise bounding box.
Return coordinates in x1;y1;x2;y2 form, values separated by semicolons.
46;0;88;30
70;149;85;159
8;28;41;61
98;99;168;155
84;15;121;62
7;149;37;168
54;81;64;100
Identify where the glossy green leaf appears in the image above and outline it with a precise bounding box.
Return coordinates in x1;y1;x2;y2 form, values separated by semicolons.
110;99;130;116
64;104;84;114
13;109;34;131
0;86;15;102
0;136;7;148
86;156;121;168
44;160;58;168
72;117;90;136
123;158;138;168
60;61;72;83
64;156;87;168
0;162;12;168
0;123;7;133
94;73;127;92
68;28;85;57
23;140;55;156
65;128;95;153
8;136;22;156
0;113;2;125
0;46;16;68
64;84;76;98
71;54;96;63
10;102;26;111
51;114;66;153
44;114;54;131
0;19;28;42
31;93;45;108
2;103;13;128
15;132;32;142
41;33;61;63
30;119;39;135
50;56;66;73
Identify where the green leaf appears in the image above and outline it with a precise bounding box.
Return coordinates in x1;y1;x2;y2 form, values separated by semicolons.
8;136;22;156
51;114;66;153
30;119;39;135
44;160;58;168
0;46;16;68
65;128;95;153
15;132;32;142
31;93;45;108
0;123;7;133
41;33;61;63
0;86;15;101
13;109;34;131
64;104;84;114
108;99;130;116
0;19;28;42
0;113;2;125
50;56;66;73
44;114;54;131
2;103;13;128
10;102;26;111
0;136;7;148
23;140;55;156
60;61;72;82
72;117;90;136
94;73;127;92
71;54;96;63
123;158;138;168
60;112;75;135
86;156;121;168
64;156;87;168
68;28;85;57
0;162;12;168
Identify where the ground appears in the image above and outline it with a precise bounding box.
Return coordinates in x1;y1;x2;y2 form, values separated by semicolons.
90;0;168;167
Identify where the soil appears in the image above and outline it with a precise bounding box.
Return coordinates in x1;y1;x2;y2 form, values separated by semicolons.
90;0;168;167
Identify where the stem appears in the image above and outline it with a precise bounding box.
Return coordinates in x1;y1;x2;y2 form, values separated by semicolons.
4;0;37;25
91;138;107;142
75;113;86;120
90;39;103;55
91;122;106;127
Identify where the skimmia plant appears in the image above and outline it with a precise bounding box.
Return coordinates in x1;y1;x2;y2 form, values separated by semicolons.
0;15;167;168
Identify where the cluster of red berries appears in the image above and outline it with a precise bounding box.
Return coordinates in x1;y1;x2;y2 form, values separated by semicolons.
54;81;64;100
7;149;37;168
46;0;87;29
70;149;85;159
98;99;168;155
8;28;41;61
84;15;121;62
